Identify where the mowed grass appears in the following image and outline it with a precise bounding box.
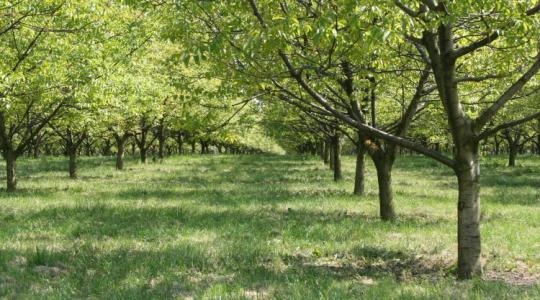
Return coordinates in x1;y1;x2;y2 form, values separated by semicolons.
0;154;539;299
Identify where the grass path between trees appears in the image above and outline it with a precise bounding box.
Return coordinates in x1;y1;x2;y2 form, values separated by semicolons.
0;154;539;299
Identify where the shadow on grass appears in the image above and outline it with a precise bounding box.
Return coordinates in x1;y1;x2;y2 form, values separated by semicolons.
1;155;538;298
0;242;449;298
0;187;63;200
5;204;452;242
2;241;531;299
393;155;540;206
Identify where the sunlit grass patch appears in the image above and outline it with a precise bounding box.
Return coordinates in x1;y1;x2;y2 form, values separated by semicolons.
0;154;539;298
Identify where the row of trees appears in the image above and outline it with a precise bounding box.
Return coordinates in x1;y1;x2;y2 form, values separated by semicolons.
172;0;540;279
1;0;538;280
266;103;540;168
0;1;269;190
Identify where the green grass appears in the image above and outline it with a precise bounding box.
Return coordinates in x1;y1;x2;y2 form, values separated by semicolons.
0;154;539;299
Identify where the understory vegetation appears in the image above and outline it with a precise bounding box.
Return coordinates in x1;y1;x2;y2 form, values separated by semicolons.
0;154;539;299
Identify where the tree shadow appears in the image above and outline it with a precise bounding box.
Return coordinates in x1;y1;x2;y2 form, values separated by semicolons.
0;238;450;298
1;154;538;298
0;187;62;200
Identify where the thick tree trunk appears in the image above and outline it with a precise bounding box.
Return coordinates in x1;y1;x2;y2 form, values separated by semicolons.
68;148;77;179
332;134;342;181
354;144;366;195
455;147;482;279
66;142;77;179
5;151;17;192
116;139;126;170
140;147;147;164
508;144;518;167
373;153;396;221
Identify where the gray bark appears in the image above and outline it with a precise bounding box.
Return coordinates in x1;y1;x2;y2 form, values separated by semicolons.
372;152;396;221
5;151;17;192
332;134;342;181
354;143;366;195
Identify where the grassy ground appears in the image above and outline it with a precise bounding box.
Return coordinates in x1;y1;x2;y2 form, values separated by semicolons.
0;154;539;299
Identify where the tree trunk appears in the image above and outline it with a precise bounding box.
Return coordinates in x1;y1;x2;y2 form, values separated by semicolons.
158;137;165;160
316;142;323;160
354;143;366;195
372;153;396;221
116;138;126;170
157;121;166;160
328;143;334;170
140;147;147;164
455;147;482;279
33;143;40;159
5;151;17;192
323;141;329;164
508;144;518;167
332;134;342;181
68;147;77;179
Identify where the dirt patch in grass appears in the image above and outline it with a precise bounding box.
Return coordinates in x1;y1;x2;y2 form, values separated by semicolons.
32;264;68;277
281;248;455;282
243;288;271;299
485;262;540;286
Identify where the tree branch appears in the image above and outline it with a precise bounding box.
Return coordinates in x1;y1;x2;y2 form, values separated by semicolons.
474;55;540;130
526;3;540;16
476;110;540;141
278;50;456;168
452;31;499;59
